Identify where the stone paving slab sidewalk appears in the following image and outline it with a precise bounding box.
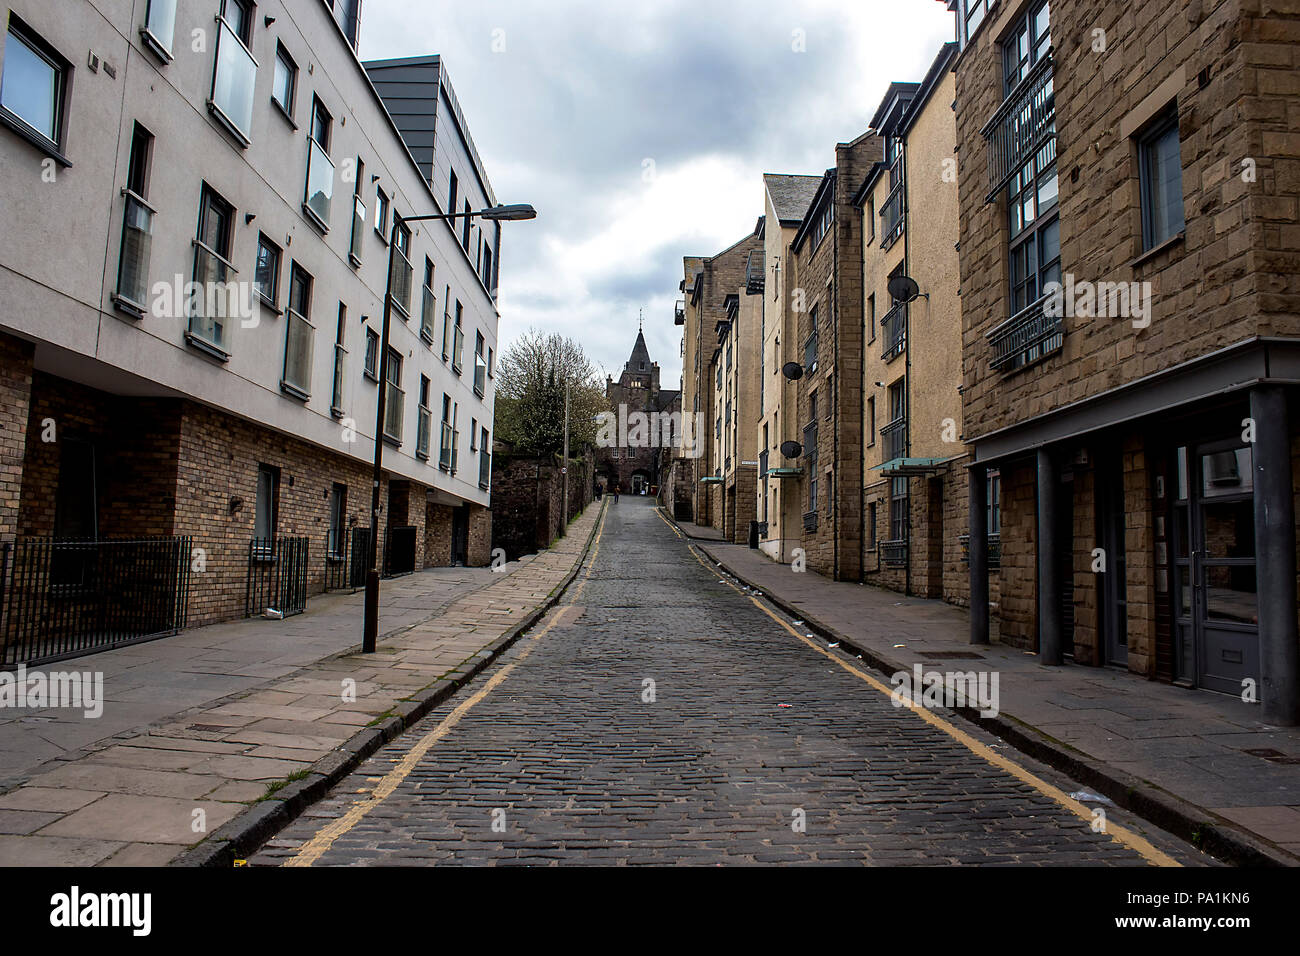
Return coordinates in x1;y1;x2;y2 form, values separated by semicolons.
672;514;1300;865
0;502;604;867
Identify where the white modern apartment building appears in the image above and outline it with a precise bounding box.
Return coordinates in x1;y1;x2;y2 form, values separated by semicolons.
0;0;506;659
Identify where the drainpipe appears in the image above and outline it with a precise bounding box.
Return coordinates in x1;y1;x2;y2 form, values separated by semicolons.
901;136;913;599
831;175;840;581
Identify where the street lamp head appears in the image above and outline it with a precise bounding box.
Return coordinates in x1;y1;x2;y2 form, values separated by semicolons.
480;203;537;221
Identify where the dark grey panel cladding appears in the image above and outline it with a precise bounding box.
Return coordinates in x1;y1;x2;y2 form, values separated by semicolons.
365;59;441;184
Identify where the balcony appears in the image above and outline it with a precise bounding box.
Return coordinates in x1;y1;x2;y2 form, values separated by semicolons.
439;421;455;472
420;285;436;344
987;292;1063;372
113;189;154;315
383;381;404;444
982;52;1055;203
758;449;768;478
474;353;487;397
416;404;432;460
802;422;818;460
674;300;685;325
281;308;314;398
881;300;907;362
186;241;236;357
880;181;905;248
803;510;818;533
207;17;258;146
303;138;334;231
388;245;413;316
452;325;465;375
881;417;907;462
348;194;366;266
958;532;1002;570
881;539;908;568
479;449;491;490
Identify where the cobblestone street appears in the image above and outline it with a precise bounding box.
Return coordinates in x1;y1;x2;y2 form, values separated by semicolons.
254;498;1204;866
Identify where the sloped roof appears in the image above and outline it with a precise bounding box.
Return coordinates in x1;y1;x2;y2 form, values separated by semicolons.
626;331;652;372
763;174;824;225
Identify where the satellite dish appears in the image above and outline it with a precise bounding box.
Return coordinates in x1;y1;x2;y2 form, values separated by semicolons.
782;361;804;381
780;440;802;459
887;274;921;303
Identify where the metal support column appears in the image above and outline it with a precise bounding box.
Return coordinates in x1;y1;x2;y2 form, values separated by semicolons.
1037;447;1063;665
1250;385;1299;725
969;462;989;645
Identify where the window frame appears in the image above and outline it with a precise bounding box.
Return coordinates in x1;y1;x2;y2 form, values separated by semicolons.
253;233;282;312
363;326;379;381
271;42;298;125
0;15;72;163
280;261;314;400
1137;106;1185;251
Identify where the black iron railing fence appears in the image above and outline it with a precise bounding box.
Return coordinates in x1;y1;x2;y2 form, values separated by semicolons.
244;536;309;618
0;536;191;667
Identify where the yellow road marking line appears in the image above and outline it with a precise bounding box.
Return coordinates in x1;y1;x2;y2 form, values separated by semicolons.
670;523;1179;868
285;505;608;867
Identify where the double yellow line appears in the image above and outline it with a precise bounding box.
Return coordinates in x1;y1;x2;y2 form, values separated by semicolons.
657;508;1179;868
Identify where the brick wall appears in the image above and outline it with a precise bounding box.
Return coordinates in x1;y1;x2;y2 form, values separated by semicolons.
0;333;33;539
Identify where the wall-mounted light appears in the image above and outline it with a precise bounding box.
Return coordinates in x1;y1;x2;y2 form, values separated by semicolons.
245;213;256;225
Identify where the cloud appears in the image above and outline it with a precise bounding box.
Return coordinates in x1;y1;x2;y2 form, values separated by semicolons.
358;0;956;384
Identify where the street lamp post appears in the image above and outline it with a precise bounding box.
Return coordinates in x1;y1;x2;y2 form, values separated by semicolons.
363;203;536;653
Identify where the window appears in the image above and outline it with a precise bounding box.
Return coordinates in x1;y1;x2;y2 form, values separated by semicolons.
439;394;455;471
0;16;71;157
1004;0;1051;93
420;258;436;343
804;304;819;372
482;243;494;291
349;158;366;266
441;285;452;360
113;123;155;314
867;396;876;446
303;98;334;230
826;470;833;515
479;426;490;488
867;501;877;549
452;301;464;373
255;463;279;545
448;170;458;221
282;263;314;398
363;326;379;380
866;197;875;243
221;0;253;44
389;218;413;315
254;234;281;309
810;196;833;250
141;0;178;61
187;185;236;356
328;483;347;558
988;471;1002;535
470;417;478;451
462;200;472;250
867;294;876;343
374;188;390;238
272;44;297;121
331;303;347;416
416;374;432;459
1010;212;1060;316
964;0;993;41
889;477;908;543
474;331;486;396
383;347;403;442
1139;108;1185;250
488;347;494;378
209;0;257;145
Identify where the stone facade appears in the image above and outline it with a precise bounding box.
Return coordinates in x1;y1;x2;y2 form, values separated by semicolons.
595;332;680;496
489;451;593;561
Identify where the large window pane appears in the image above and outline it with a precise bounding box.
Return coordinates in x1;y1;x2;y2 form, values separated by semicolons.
143;0;177;56
304;138;335;227
1143;118;1185;247
210;19;256;143
1;29;58;142
116;195;153;306
283;309;313;393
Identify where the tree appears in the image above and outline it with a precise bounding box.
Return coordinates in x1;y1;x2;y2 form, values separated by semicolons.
494;329;609;456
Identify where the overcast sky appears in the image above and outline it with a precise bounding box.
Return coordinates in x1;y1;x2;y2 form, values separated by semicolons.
359;0;955;389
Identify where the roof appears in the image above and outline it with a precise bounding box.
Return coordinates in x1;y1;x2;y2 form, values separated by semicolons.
763;174;825;225
625;331;653;372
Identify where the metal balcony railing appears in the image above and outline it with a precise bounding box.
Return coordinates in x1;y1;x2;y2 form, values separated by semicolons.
208;17;257;145
114;190;154;312
880;181;905;247
349;194;366;264
881;300;907;362
281;308;314;396
383;381;404;443
803;332;818;373
439;421;455;471
452;325;465;374
416;404;432;460
388;245;413;316
330;343;346;416
881;417;906;462
958;532;1002;570
987;292;1063;372
303;138;334;229
981;52;1055;203
187;240;237;354
420;285;436;343
674;300;685;325
474;354;487;397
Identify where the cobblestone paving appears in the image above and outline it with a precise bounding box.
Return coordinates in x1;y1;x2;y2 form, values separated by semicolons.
253;498;1205;866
